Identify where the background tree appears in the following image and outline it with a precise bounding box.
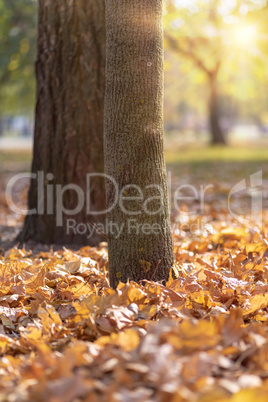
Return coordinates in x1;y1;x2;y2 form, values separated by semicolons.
0;0;37;125
164;0;268;145
18;0;106;245
104;0;174;288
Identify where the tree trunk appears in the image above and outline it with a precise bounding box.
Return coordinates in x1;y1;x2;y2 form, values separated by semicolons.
0;117;3;137
208;73;226;145
104;0;174;288
18;0;106;245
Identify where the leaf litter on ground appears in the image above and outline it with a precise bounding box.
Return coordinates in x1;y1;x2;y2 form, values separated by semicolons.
0;219;268;401
1;168;268;400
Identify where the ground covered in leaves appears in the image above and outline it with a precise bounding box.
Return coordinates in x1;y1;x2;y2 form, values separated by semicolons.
1;157;268;401
1;221;268;401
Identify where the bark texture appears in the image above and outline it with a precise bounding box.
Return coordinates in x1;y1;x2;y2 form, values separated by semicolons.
209;73;226;145
104;0;174;287
18;0;106;245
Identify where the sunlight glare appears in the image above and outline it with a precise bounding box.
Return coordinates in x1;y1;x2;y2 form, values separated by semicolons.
232;24;258;47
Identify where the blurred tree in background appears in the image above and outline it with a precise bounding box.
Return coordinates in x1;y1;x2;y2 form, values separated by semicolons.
0;0;37;134
164;0;268;145
1;0;268;145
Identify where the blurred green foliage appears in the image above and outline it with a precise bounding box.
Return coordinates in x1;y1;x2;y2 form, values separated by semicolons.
0;0;37;116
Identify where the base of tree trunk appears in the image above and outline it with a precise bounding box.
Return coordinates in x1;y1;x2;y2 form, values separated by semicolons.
17;214;105;246
210;135;226;145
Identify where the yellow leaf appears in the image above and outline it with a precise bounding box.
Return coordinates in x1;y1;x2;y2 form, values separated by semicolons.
243;294;268;317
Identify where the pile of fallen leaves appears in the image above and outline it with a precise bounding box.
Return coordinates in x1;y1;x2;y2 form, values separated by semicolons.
1;214;268;401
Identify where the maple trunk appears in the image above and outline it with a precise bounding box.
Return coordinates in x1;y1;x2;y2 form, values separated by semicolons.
18;0;106;245
104;0;174;287
208;73;226;145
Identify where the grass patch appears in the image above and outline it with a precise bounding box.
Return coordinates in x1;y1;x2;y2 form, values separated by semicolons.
0;150;32;164
165;145;268;164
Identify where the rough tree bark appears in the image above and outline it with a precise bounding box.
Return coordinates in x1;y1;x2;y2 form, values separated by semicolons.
104;0;174;288
208;73;226;145
18;0;106;245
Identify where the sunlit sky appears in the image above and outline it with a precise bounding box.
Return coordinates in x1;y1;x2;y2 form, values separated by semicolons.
172;0;267;50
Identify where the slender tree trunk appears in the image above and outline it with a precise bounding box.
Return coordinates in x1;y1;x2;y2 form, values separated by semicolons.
104;0;174;288
18;0;106;245
0;117;3;137
208;73;226;145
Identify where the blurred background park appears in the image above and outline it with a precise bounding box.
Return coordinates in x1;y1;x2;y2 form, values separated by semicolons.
1;0;268;155
0;0;268;152
1;0;268;241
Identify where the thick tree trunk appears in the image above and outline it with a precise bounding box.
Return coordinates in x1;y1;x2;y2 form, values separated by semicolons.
208;74;226;145
18;0;106;245
104;0;174;288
